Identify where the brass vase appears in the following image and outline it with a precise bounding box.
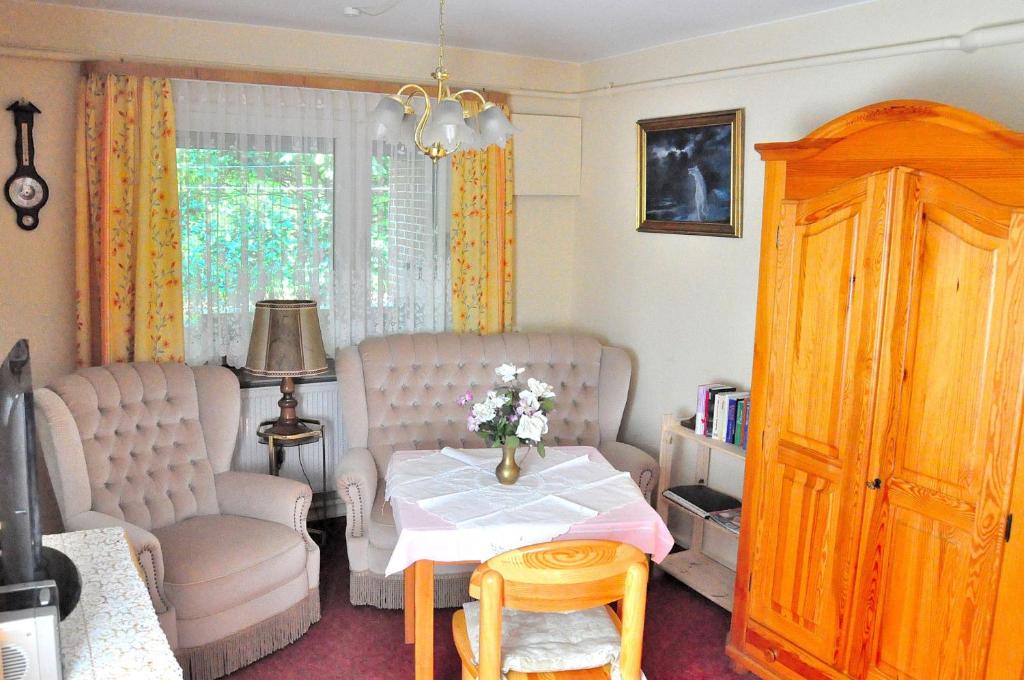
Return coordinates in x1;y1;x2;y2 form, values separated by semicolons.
495;442;521;485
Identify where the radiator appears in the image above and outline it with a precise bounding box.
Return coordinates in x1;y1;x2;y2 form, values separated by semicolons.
234;380;345;518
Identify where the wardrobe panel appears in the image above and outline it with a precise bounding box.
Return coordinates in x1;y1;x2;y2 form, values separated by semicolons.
852;171;1023;680
746;172;889;667
898;210;1001;498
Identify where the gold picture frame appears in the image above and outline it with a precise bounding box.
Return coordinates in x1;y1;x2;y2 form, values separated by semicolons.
637;109;744;236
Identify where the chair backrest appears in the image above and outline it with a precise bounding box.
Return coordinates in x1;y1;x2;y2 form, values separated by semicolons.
469;540;649;680
37;363;240;530
337;333;633;470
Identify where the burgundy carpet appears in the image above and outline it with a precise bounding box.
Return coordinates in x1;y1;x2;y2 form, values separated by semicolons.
229;520;748;680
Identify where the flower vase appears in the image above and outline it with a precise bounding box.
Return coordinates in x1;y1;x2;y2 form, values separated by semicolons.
495;442;521;485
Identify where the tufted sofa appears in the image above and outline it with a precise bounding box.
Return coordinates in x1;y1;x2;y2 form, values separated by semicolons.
33;363;320;680
335;332;659;608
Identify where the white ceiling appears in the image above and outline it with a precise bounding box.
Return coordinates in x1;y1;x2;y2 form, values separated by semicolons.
41;0;874;62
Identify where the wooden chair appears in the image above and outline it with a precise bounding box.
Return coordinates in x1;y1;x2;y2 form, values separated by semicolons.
452;540;649;680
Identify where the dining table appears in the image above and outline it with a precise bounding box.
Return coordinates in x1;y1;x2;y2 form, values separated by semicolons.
384;445;673;680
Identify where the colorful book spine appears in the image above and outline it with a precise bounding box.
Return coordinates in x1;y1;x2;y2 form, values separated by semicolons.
706;385;735;438
714;392;731;440
742;398;751;448
734;398;746;446
726;396;738;444
695;384;710;435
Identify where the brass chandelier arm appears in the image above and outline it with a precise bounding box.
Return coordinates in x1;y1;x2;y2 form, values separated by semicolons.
395;83;436;156
451;89;489;108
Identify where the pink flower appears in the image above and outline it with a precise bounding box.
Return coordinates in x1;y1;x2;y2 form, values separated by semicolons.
456;390;473;406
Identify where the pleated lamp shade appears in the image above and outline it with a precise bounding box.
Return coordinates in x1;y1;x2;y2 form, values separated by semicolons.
245;300;327;377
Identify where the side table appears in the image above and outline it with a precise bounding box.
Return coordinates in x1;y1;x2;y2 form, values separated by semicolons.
256;418;329;545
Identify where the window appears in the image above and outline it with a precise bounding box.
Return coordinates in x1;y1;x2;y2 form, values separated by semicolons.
173;80;451;366
177;145;334;321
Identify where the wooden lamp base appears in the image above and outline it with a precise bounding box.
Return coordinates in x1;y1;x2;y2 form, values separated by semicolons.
264;376;312;437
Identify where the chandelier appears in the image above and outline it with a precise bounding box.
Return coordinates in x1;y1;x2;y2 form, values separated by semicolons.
369;0;517;161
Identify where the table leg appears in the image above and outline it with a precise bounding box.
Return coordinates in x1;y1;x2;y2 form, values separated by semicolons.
414;559;434;680
404;563;416;644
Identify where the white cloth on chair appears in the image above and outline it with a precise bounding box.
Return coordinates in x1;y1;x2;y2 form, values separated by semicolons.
462;601;646;680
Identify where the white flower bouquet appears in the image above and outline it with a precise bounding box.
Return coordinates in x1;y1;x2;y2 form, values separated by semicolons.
458;363;557;456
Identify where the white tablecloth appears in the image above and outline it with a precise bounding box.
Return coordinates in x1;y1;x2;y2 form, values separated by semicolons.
43;528;182;680
384;446;656;575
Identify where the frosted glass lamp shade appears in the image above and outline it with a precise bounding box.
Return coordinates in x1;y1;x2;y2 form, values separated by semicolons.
462;114;485;151
370;95;406;141
478;103;518;148
422;99;475;151
245;300;327;377
399;112;418;148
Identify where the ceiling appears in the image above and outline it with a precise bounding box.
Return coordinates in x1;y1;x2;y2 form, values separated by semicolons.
40;0;874;62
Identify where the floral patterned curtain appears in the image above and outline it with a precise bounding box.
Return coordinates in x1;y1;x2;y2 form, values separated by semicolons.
450;102;515;334
75;74;184;366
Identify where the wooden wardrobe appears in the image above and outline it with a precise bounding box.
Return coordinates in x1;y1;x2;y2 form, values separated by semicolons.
728;101;1024;680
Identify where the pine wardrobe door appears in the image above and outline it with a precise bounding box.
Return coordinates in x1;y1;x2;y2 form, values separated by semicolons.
745;170;891;670
849;169;1024;680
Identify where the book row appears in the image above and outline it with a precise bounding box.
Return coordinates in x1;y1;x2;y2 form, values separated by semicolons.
695;383;750;448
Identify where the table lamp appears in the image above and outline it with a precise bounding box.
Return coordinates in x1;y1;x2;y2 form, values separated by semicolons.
244;300;327;436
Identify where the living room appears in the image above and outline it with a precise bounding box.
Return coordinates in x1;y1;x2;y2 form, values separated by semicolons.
1;0;1023;678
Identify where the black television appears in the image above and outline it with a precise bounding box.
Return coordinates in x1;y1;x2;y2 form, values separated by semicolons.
0;339;80;619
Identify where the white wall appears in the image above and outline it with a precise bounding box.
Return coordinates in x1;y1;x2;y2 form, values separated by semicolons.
572;0;1024;464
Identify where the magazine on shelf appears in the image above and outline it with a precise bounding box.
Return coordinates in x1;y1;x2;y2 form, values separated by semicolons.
708;507;741;535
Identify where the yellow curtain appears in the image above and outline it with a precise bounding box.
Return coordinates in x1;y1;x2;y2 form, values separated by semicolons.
75;74;184;366
450;102;515;334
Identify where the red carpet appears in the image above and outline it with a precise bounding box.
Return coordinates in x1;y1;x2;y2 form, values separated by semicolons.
229;521;748;679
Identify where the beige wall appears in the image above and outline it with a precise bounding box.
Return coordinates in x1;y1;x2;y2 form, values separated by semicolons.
571;0;1024;466
0;1;581;384
0;56;79;385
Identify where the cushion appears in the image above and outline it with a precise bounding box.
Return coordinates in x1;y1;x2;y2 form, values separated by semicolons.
463;601;625;676
153;514;307;619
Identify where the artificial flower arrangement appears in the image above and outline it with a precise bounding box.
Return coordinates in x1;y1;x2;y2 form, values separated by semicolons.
458;364;556;481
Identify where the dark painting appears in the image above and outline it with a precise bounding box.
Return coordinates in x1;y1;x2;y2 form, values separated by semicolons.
637;109;743;236
645;124;732;223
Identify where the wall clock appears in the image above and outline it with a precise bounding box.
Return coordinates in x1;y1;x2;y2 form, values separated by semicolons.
4;100;49;230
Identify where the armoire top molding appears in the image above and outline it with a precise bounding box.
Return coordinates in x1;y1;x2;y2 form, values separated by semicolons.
756;99;1024;161
755;99;1024;206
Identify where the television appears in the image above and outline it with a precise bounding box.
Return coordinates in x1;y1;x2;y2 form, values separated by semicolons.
0;339;79;619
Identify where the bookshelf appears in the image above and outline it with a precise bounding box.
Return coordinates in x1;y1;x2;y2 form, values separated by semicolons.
656;414;744;611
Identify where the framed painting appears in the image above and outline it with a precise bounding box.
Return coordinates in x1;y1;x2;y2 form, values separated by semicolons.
637;109;744;236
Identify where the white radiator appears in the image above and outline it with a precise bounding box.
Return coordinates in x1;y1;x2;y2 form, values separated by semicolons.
234;380;345;518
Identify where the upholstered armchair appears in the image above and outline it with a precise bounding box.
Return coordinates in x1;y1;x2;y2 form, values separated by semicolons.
335;332;659;608
34;363;320;680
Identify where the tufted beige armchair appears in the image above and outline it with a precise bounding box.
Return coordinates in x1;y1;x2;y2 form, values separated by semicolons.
33;363;320;680
335;332;659;608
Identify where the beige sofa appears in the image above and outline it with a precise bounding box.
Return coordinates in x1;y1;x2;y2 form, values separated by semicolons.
34;363;320;680
335;332;658;608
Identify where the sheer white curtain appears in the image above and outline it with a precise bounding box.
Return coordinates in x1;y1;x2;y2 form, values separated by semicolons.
173;80;451;366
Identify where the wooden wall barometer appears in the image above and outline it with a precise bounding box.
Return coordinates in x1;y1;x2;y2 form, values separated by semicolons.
4;100;49;230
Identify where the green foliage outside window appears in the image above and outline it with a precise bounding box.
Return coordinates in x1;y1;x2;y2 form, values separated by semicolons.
176;147;394;326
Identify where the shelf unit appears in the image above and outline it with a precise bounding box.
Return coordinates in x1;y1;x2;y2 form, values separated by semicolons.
655;414;745;611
